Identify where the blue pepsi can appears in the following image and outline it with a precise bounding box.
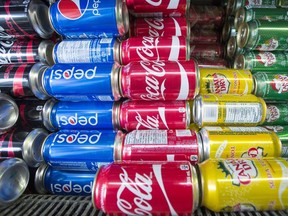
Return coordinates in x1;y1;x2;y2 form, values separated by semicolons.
29;62;121;101
49;0;129;39
42;99;119;131
34;163;96;196
52;38;120;63
39;130;122;171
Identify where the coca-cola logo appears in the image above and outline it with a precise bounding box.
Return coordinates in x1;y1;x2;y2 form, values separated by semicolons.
117;167;153;215
266;105;280;122
218;159;258;186
256;52;276;66
270;74;288;94
0;40;14;64
136;36;161;62
257;38;279;51
139;60;166;100
207;73;230;94
144;18;165;37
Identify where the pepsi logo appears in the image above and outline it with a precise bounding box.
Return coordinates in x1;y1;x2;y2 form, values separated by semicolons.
63;185;70;192
64;70;70;78
67;135;73;143
58;0;89;20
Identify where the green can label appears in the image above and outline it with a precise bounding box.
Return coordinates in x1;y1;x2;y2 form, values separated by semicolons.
246;8;288;23
244;0;277;7
265;104;288;125
254;72;288;100
253;20;288;51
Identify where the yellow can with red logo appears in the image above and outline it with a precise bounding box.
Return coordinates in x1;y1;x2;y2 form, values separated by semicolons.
199;127;282;161
199;158;288;212
199;68;254;95
192;94;267;127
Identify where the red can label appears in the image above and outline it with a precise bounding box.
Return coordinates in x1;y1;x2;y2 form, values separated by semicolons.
190;43;223;60
122;129;199;162
119;100;189;131
121;36;188;65
132;17;188;37
93;162;195;215
121;60;198;100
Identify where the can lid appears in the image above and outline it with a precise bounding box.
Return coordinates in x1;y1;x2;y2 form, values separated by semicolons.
0;158;29;207
186;38;191;60
226;36;237;59
233;54;246;69
22;128;49;168
114;39;122;64
34;163;48;194
38;40;55;66
234;7;246;29
237;22;249;49
42;99;57;132
198;128;210;161
186;101;192;127
193;59;201;100
28;0;54;39
113;130;125;161
0;93;19;134
112;101;121;130
192;95;203;127
190;163;200;211
226;0;236;15
111;63;122;101
221;21;231;43
29;63;51;100
116;0;130;37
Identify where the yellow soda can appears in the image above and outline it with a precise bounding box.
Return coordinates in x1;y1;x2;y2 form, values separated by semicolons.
199;126;282;160
199;158;288;212
192;94;267;127
199;68;254;95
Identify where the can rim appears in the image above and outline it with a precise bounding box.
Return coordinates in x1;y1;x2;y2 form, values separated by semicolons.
221;21;231;43
193;59;200;99
237;22;249;49
234;7;246;29
22;128;49;168
186;37;191;60
192;95;202;127
111;63;122;101
226;36;237;59
91;165;104;210
190;163;200;212
186;101;191;127
112;101;121;131
114;39;122;64
116;0;130;37
113;130;125;161
259;97;267;125
42;99;57;132
38;40;55;66
233;54;246;69
0;158;29;206
0;93;19;133
198;128;210;161
34;163;48;194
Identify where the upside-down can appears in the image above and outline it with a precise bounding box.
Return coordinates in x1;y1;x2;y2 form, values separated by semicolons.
92;161;200;215
190;28;221;44
199;68;253;95
190;43;224;60
199;158;288;212
192;94;267;127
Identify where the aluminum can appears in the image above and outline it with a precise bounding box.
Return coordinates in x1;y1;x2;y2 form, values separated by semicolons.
0;40;54;65
49;0;129;39
130;17;189;38
52;38;119;64
199;126;282;160
118;129;202;163
199;68;253;95
42;99;117;131
15;99;45;129
199;158;288;212
125;0;189;17
188;5;224;30
196;57;229;69
190;28;221;44
118;100;191;131
192;94;267;127
34;163;96;196
92;161;200;215
253;72;288;101
29;62;121;101
190;43;224;60
0;93;19;134
234;51;288;71
235;7;288;30
0;158;29;207
120;60;199;101
0;0;54;40
237;20;288;51
191;0;223;5
226;36;245;60
279;0;288;6
38;130;119;171
221;17;237;43
265;103;288;125
119;36;189;65
0;64;34;97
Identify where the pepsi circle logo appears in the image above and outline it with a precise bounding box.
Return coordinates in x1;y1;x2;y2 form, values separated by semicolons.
57;0;89;20
63;185;70;192
64;70;70;78
67;135;74;143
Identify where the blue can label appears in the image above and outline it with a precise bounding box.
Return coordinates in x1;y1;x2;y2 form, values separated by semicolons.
53;39;116;63
43;130;116;171
43;63;115;101
50;101;114;130
50;0;120;38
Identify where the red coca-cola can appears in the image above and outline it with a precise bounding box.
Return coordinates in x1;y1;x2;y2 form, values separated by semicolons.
188;5;224;29
117;129;202;163
125;0;189;17
92;161;200;215
130;17;190;38
190;28;220;44
190;43;224;60
120;60;199;101
118;36;189;65
196;57;229;68
117;100;191;131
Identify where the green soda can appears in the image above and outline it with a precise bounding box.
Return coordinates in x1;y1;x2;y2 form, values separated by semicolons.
264;103;288;125
263;125;288;157
253;72;288;100
235;7;288;29
234;51;288;71
237;19;288;51
278;0;288;7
